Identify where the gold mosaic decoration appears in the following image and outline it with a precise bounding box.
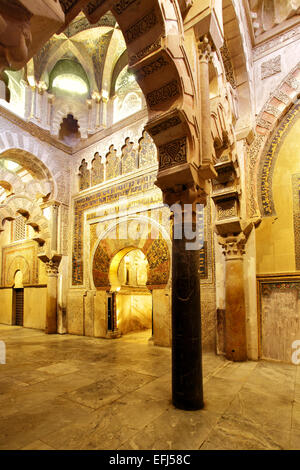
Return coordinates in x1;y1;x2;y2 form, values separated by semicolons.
259;101;300;216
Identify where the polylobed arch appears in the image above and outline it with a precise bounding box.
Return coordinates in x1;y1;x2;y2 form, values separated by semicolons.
52;107;86;139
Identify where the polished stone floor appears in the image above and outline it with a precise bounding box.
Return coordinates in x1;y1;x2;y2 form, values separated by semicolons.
0;324;300;450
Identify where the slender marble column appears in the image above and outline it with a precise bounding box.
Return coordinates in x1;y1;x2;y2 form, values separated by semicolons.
172;207;204;410
198;35;214;166
51;202;60;252
39;254;62;335
221;235;247;362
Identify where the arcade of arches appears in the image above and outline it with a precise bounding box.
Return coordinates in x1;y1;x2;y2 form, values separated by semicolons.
0;0;300;450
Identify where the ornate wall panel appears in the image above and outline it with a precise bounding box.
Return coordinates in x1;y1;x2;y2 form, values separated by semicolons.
258;102;300;217
258;276;300;363
73;172;158;285
2;241;38;287
106;146;121;181
121;138;138;175
79;159;90;191
91;152;104;187
138;131;157;168
292;173;300;271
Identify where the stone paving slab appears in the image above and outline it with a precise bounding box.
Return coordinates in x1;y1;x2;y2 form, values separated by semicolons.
0;325;299;450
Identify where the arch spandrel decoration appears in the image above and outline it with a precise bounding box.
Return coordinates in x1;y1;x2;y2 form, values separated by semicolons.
7;257;30;287
2;242;39;287
258;101;300;218
92;221;171;290
247;62;300;219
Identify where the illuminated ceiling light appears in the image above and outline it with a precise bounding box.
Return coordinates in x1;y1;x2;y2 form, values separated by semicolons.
53;74;88;95
5;160;21;172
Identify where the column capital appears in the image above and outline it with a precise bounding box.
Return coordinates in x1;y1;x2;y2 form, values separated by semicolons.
38;253;62;277
163;182;209;208
197;35;214;62
218;233;247;260
40;200;61;210
45;260;60;277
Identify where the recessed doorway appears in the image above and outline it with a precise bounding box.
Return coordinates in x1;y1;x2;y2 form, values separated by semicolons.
13;270;24;327
108;247;152;340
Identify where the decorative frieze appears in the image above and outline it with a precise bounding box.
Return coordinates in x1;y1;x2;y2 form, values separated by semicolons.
220;41;237;89
147;80;179;108
158;137;187;171
216;198;238;221
125;10;157;44
129;40;161;66
261;56;281;80
59;0;78;14
135;57;168;81
149;116;181;136
292;173;300;271
285;76;300;90
259;101;300;217
257;117;272;130
273;90;290;105
113;0;138;15
85;0;106;15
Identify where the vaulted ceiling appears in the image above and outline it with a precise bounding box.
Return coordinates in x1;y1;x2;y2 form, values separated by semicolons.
31;10;127;96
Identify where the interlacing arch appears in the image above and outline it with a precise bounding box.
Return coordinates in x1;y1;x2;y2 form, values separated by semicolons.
0;167;24;195
0;131;66;202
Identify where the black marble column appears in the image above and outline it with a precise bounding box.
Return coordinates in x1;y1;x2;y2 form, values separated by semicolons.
172;221;204;410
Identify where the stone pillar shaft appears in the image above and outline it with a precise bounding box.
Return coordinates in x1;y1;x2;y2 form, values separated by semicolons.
39;254;62;335
45;269;58;334
51;203;59;252
225;256;247;361
172;217;204;410
220;235;247;361
198;35;213;165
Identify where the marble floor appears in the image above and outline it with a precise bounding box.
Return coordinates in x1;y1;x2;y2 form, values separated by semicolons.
0;324;300;450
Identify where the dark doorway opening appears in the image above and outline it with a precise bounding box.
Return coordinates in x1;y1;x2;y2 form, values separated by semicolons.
15;288;24;326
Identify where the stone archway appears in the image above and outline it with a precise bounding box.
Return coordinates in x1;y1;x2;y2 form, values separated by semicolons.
247;63;300;219
92;225;171;291
92;217;171;346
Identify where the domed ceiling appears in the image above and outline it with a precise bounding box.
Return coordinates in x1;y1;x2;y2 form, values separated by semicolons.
30;10;128;97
